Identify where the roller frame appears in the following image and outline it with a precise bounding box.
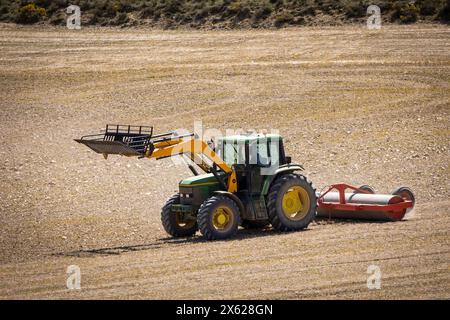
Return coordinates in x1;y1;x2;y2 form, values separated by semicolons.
318;183;414;213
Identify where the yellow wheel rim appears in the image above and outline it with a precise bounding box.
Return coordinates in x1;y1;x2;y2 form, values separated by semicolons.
175;213;196;229
281;186;310;221
212;207;232;230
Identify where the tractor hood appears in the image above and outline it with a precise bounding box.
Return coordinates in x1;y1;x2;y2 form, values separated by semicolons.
179;173;223;187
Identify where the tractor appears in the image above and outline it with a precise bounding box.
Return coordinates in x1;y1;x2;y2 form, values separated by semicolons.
76;125;317;240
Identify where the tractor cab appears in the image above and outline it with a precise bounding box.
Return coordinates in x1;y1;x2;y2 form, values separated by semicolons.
216;133;290;200
216;133;290;171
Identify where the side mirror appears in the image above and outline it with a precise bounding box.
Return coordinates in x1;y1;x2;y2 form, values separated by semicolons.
285;156;292;164
207;139;215;151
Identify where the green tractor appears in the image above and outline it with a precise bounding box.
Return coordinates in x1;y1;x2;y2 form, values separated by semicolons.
76;125;317;240
165;133;317;240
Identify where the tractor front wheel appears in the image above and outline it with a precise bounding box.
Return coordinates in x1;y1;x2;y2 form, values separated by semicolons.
267;173;317;231
161;194;198;237
197;195;240;240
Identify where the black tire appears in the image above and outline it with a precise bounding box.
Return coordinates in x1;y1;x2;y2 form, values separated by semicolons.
241;219;270;229
392;186;415;213
267;173;317;231
197;195;241;240
161;194;198;237
353;184;376;194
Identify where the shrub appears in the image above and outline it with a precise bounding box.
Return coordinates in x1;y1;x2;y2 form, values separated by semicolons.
140;5;156;19
438;0;450;22
162;0;182;15
0;5;9;15
208;3;224;15
344;1;366;19
119;0;137;13
195;6;210;19
376;1;393;12
391;3;419;24
0;4;13;22
76;0;94;11
15;3;46;24
112;12;129;25
227;1;251;20
274;11;294;27
299;6;315;16
88;12;99;24
33;0;54;8
400;4;419;23
417;0;438;16
49;10;65;25
253;3;273;20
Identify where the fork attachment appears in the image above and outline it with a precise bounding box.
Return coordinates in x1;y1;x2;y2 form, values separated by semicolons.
75;124;156;156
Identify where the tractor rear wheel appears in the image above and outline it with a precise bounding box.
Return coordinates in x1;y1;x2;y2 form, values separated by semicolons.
197;195;240;240
241;219;270;229
161;194;198;237
267;173;317;231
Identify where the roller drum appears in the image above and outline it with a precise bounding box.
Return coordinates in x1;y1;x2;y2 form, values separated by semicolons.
316;192;406;221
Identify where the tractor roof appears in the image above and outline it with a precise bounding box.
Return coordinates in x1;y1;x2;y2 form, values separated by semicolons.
218;133;281;143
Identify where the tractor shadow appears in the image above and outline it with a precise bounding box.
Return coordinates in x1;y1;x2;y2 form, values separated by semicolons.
54;227;305;258
54;218;398;258
54;242;168;258
158;226;302;244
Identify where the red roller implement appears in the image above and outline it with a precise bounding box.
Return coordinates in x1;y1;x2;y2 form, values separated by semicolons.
317;183;415;221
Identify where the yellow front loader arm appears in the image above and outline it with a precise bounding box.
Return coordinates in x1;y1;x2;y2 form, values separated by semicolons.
148;138;237;193
75;125;238;193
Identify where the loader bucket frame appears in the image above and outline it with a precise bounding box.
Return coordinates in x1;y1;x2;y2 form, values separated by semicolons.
75;124;237;192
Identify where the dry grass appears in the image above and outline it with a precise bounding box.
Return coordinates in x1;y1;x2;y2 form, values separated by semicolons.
0;24;449;299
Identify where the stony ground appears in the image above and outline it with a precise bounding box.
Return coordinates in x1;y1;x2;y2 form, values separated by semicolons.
0;23;448;299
